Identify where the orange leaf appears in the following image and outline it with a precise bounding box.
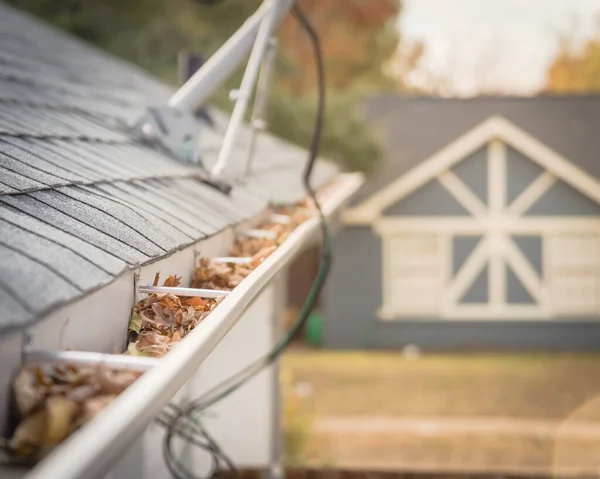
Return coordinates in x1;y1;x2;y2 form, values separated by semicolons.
182;297;207;307
162;275;181;288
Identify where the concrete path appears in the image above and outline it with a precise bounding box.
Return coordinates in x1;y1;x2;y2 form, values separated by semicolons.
314;416;600;439
308;416;600;476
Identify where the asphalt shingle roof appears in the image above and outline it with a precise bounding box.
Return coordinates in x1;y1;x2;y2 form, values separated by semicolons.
0;2;338;332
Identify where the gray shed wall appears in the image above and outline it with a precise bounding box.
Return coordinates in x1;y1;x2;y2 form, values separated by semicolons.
324;227;600;351
324;142;600;351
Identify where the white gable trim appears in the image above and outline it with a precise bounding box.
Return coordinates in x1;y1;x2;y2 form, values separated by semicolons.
343;115;600;225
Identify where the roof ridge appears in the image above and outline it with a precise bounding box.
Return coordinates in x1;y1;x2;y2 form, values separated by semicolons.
0;169;210;197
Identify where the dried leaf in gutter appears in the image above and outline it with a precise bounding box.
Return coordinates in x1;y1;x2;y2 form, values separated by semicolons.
193;258;252;290
126;202;317;360
76;395;116;427
132;332;171;357
5;364;142;459
8;396;78;454
44;396;79;444
162;275;181;287
95;365;139;395
12;367;45;416
65;384;100;403
129;273;217;357
251;245;277;267
9;409;47;456
181;296;207;307
126;342;146;356
128;312;142;337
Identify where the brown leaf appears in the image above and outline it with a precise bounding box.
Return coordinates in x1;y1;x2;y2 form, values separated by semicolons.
182;296;207;307
95;365;139;395
171;327;184;342
180;306;195;325
162;275;181;287
9;408;47;455
65;384;100;403
152;272;160;287
44;396;79;444
139;311;156;327
251;245;277;267
12;368;46;416
76;395;116;427
135;333;171;357
151;303;172;326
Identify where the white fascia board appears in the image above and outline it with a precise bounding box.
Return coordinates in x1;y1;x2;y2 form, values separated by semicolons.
24;172;364;479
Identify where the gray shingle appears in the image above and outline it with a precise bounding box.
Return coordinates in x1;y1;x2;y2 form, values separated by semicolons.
30;189;165;257
83;184;194;245
58;186;180;251
0;180;18;194
0;285;30;329
2;137;105;182
0;150;65;185
0;219;112;290
0;139;87;182
135;179;231;231
106;181;210;237
0;245;79;315
162;180;243;225
0;164;45;191
0;194;148;265
0;203;125;275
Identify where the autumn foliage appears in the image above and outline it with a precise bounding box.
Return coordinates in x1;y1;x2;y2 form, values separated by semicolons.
545;18;600;93
278;0;401;94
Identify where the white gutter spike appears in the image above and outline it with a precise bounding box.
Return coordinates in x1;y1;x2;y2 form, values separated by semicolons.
24;173;364;479
24;350;159;372
269;214;292;225
212;256;254;265
138;286;230;298
211;0;282;178
242;229;278;240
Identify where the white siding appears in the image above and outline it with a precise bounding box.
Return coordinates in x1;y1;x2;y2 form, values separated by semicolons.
547;233;600;315
382;234;442;316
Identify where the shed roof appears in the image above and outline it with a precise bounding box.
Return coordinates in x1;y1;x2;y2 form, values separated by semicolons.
0;2;337;332
354;95;600;205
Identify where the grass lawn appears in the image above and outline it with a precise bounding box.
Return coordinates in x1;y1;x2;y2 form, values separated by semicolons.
283;348;600;419
281;348;600;473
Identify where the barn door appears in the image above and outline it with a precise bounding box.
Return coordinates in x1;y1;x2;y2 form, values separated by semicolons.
381;234;443;317
546;233;600;315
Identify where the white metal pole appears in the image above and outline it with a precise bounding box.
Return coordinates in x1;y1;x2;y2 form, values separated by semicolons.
168;0;295;113
211;1;283;178
243;36;278;180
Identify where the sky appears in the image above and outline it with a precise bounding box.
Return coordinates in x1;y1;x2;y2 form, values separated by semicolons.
399;0;600;95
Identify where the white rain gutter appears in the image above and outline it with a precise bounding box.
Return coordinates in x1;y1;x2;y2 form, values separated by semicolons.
24;171;364;479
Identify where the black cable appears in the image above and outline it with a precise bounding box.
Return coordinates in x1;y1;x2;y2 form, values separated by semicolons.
160;4;328;477
159;405;238;479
